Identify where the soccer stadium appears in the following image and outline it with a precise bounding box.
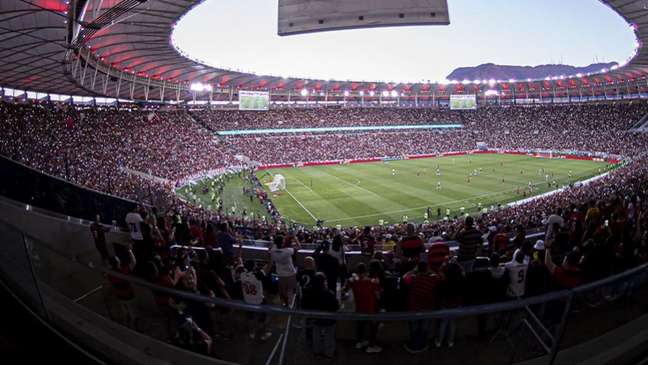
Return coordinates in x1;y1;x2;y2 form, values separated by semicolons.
0;0;648;364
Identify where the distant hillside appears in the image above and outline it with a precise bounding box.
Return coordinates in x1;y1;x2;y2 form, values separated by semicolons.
446;62;618;81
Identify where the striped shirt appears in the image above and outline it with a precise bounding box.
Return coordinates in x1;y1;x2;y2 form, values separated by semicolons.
407;272;443;311
456;227;483;261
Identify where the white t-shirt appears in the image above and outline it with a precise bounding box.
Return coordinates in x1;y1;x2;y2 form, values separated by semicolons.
241;271;264;305
270;247;296;277
125;212;144;241
505;261;528;298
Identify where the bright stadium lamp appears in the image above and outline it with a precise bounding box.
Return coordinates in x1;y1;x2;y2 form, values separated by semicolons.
382;90;389;97
359;90;365;96
390;90;398;97
190;82;204;92
343;90;350;97
300;88;309;96
369;90;375;96
204;84;213;92
484;89;498;96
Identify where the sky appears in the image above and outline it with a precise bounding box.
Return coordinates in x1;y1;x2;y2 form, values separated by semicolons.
172;0;637;83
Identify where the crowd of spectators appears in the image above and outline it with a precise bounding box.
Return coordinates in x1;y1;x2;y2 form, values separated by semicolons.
105;166;648;356
191;107;465;131
3;99;648;357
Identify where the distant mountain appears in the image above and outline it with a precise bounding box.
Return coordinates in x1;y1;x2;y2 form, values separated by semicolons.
446;62;618;81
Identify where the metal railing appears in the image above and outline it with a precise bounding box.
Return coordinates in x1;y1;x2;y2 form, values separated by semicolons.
1;219;647;365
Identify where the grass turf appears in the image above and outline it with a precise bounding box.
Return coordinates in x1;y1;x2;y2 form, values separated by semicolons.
257;154;610;227
177;154;611;228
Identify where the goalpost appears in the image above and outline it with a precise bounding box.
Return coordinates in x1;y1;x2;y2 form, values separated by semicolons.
268;174;286;193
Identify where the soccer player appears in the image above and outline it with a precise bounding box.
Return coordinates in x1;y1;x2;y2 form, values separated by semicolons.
568;170;573;179
436;167;441;176
437;181;442;190
392;169;397;176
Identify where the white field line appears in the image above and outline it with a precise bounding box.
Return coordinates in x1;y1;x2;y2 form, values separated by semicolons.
284;188;318;221
292;176;316;194
323;177;575;223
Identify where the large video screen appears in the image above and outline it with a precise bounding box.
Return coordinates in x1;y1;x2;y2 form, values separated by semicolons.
239;90;270;111
450;94;477;110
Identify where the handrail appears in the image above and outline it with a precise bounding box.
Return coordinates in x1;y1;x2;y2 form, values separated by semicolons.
29;225;645;321
71;259;648;321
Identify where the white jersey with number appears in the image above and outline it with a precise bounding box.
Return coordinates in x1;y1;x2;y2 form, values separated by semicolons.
125;212;144;241
505;261;528;298
241;271;264;305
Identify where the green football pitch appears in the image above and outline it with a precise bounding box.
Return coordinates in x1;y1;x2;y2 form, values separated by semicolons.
177;154;611;228
257;154;611;227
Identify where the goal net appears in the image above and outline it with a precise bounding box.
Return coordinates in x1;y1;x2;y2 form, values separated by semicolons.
268;174;286;193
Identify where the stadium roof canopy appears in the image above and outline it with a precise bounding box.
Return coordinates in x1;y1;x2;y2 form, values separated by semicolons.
1;0;648;101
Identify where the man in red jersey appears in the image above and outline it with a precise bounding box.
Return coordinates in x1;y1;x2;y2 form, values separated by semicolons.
344;263;382;353
403;261;443;353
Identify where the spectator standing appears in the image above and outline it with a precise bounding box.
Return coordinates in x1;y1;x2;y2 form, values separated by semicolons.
90;214;110;265
270;235;300;306
436;261;464;348
344;263;382;353
216;222;236;261
240;260;272;341
454;216;483;272
304;273;340;359
403;261;443;353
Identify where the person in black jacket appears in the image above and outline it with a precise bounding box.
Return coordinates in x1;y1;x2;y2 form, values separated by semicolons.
303;272;339;358
464;256;507;338
314;242;340;292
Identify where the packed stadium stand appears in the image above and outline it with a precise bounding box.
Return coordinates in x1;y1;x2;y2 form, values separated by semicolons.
2;0;648;364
